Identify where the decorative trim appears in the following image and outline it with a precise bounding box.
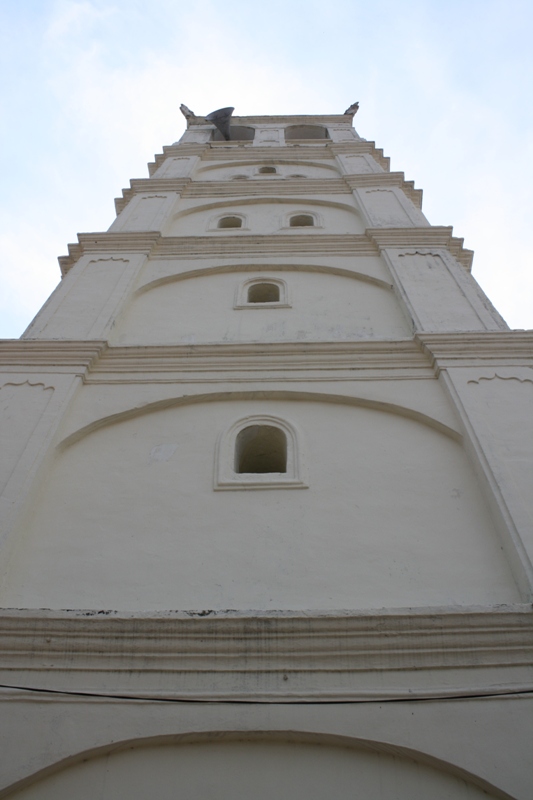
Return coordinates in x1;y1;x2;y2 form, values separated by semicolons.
0;341;107;368
0;607;531;700
87;257;129;264
114;175;420;209
58;228;473;275
0;379;54;392
57;388;461;452
187;178;349;197
191;114;353;126
59;233;380;273
367;228;474;270
115;179;190;213
86;340;427;375
215;414;307;490
417;332;533;370
234;276;291;309
467;373;533;385
136;263;392;296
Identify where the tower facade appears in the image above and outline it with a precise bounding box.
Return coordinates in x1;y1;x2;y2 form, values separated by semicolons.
1;109;532;798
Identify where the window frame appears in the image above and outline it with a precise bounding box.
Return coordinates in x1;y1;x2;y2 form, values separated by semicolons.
215;415;307;490
209;213;248;232
282;211;323;230
234;277;291;310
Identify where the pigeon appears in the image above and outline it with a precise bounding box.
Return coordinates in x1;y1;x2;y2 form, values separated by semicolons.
344;102;360;116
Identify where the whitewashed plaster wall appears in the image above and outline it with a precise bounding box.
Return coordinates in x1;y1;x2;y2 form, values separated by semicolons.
1;658;532;799
112;269;410;345
193;161;341;180
162;199;365;236
1;398;519;611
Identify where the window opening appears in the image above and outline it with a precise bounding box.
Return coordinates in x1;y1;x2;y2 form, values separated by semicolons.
247;283;280;303
285;125;329;140
218;216;243;229
290;214;314;227
289;174;307;178
258;166;277;174
231;174;249;180
212;126;255;142
235;425;287;474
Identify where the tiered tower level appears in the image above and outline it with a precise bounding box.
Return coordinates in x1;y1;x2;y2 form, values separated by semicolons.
0;111;532;799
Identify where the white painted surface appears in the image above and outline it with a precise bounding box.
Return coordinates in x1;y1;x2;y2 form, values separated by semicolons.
114;268;410;345
2;399;518;610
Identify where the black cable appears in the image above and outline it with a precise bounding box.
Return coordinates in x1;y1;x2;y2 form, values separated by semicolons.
1;683;532;704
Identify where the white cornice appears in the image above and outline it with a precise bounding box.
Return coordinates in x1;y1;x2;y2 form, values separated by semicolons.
189;114;353;126
367;227;474;270
0;341;106;369
88;340;426;379
59;233;380;274
417;332;533;369
3;336;531;378
58;228;474;274
113;173;422;214
0;607;531;701
147;140;391;170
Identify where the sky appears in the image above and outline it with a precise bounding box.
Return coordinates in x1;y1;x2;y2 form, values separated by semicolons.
0;0;532;337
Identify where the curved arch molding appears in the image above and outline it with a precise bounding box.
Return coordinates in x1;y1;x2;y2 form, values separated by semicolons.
57;389;461;451
1;730;513;800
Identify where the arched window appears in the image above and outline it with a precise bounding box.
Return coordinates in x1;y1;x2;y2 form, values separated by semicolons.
231;174;249;180
235;425;287;474
290;214;314;227
258;166;277;174
247;282;280;303
235;277;290;309
218;216;243;229
215;415;307;490
289;173;307;178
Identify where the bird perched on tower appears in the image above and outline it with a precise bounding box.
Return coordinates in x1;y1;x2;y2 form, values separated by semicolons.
344;102;360;115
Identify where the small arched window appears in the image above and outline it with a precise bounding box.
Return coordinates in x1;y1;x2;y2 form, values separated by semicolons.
258;166;277;174
215;415;307;490
289;174;307;178
235;277;290;309
231;174;249;180
235;425;287;474
218;216;243;229
290;214;314;227
247;282;280;303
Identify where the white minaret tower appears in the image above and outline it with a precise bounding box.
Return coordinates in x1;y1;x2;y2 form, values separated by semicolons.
0;106;531;800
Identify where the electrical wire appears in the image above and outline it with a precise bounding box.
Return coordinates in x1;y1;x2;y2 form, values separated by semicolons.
1;683;532;704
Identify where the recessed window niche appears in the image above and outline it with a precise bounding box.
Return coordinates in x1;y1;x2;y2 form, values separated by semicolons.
248;282;280;303
285;125;329;140
218;215;243;229
215;415;307;490
258;166;277;174
235;425;287;474
235;277;290;309
289;214;315;227
211;125;255;142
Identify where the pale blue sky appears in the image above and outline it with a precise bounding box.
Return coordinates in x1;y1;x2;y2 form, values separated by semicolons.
1;0;532;336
